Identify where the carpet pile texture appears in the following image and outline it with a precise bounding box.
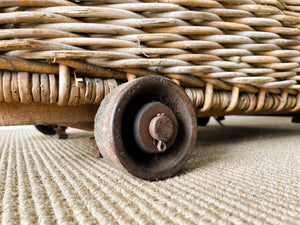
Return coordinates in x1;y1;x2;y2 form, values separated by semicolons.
0;117;299;224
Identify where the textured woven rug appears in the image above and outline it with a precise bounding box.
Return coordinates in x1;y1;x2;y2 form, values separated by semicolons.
0;117;299;225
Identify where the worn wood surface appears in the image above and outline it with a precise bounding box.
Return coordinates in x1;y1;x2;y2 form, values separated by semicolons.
0;103;98;127
0;56;58;74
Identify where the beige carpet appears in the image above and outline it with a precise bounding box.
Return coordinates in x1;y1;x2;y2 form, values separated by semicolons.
0;116;299;225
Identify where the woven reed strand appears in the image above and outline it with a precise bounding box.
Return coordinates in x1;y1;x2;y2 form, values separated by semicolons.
0;69;299;115
0;70;118;105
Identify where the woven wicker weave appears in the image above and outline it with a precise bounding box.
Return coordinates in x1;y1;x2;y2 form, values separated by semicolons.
0;0;300;115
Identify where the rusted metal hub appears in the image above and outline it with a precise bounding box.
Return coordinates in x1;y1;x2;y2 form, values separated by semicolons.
149;114;174;143
134;102;178;154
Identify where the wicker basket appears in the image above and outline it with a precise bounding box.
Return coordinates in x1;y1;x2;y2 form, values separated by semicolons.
1;0;300;115
0;0;299;179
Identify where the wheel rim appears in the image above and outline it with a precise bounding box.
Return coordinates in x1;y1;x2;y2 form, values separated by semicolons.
95;76;197;180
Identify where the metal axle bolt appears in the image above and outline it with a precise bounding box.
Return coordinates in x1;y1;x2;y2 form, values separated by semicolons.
149;114;175;152
134;102;178;154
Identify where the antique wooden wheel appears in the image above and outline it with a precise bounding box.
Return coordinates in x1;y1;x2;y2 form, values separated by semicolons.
94;76;197;180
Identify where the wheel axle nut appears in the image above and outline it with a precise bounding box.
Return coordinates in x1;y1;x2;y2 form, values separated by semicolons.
133;102;178;154
149;114;174;143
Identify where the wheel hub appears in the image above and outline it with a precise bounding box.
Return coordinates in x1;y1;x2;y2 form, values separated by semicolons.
133;102;178;154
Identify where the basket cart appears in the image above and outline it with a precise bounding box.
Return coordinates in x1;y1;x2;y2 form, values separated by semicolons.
0;0;299;180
